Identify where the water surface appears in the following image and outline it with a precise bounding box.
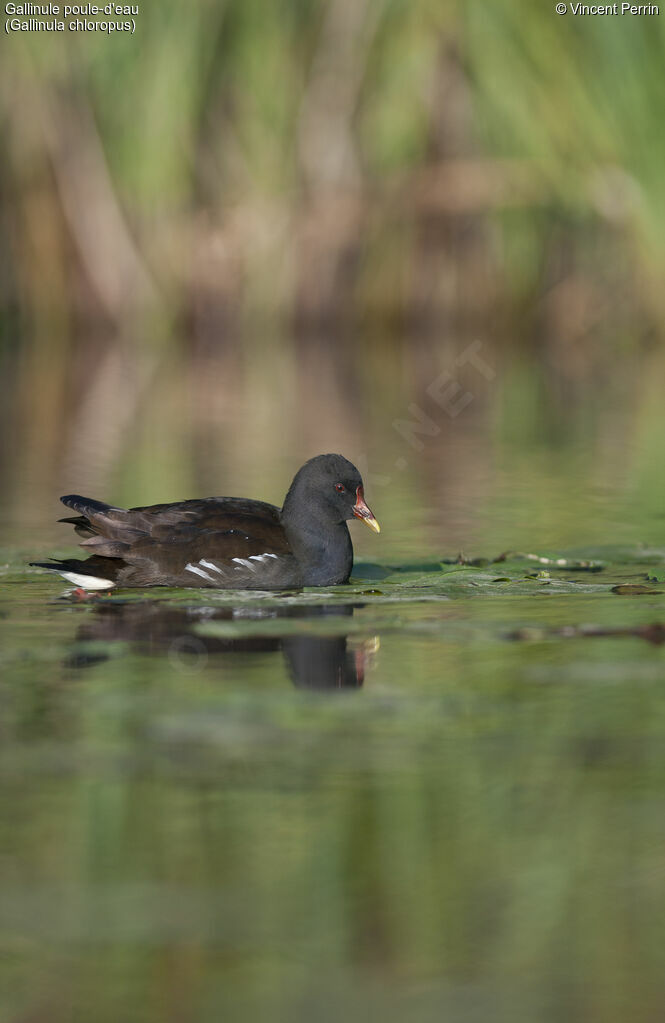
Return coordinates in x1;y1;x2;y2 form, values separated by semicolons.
2;542;665;1022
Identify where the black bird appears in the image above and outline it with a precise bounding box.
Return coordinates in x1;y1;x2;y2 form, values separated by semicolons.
31;453;380;591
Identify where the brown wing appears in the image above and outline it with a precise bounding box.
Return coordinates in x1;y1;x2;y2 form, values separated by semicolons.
128;497;282;533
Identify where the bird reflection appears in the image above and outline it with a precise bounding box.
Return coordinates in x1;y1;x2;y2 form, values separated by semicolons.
67;600;378;689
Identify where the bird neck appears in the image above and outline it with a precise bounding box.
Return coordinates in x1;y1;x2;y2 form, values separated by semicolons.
281;499;353;586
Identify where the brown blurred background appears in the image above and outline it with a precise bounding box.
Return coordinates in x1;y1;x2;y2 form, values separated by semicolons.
2;0;665;555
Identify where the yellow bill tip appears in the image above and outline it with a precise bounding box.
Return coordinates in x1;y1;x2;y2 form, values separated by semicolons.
362;515;381;534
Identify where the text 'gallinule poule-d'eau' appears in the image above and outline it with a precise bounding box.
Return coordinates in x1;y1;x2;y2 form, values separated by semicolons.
31;453;380;591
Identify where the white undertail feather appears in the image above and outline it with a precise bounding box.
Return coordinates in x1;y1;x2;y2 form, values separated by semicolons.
59;572;115;591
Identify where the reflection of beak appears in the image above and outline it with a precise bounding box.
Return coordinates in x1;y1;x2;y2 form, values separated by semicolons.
352;486;380;533
352;636;380;685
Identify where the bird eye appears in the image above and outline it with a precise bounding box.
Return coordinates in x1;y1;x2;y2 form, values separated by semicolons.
335;483;346;493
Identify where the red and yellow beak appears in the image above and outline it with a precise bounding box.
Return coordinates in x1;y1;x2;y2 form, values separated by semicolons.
352;486;380;533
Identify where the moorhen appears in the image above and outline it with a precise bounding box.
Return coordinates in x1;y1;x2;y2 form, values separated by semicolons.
31;453;380;591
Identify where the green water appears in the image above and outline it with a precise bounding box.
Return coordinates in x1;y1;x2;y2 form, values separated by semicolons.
3;544;665;1022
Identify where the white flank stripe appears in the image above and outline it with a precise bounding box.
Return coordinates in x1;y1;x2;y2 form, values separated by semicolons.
249;553;279;563
199;559;223;574
60;572;115;591
232;558;256;571
185;563;216;582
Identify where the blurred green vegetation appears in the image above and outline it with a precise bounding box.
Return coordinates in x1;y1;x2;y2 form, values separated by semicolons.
2;0;664;338
2;0;665;551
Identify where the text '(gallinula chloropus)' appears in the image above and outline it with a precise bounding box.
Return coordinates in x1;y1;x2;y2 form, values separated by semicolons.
31;453;380;591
